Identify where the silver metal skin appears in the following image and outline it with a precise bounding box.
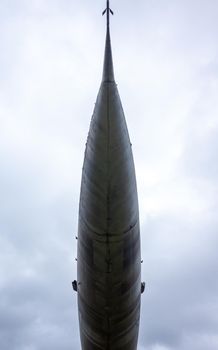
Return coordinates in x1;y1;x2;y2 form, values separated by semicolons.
77;3;141;349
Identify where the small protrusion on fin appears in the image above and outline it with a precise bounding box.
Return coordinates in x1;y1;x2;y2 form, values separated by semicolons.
141;282;146;294
72;280;78;292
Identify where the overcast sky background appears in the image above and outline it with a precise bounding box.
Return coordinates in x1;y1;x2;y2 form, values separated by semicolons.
1;0;218;349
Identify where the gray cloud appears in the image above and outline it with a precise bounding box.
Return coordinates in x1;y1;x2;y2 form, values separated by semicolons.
139;211;218;348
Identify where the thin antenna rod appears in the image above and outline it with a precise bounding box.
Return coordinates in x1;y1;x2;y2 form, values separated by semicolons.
102;0;114;30
102;0;115;82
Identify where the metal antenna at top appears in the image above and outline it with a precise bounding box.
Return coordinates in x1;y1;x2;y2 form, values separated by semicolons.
102;0;114;29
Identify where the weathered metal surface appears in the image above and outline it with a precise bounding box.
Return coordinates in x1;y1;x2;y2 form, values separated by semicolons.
77;3;141;349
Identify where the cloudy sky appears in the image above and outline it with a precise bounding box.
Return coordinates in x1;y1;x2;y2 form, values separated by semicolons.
1;0;218;349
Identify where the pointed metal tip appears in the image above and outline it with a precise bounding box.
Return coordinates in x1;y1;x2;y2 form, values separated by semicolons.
102;30;115;82
102;1;115;82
